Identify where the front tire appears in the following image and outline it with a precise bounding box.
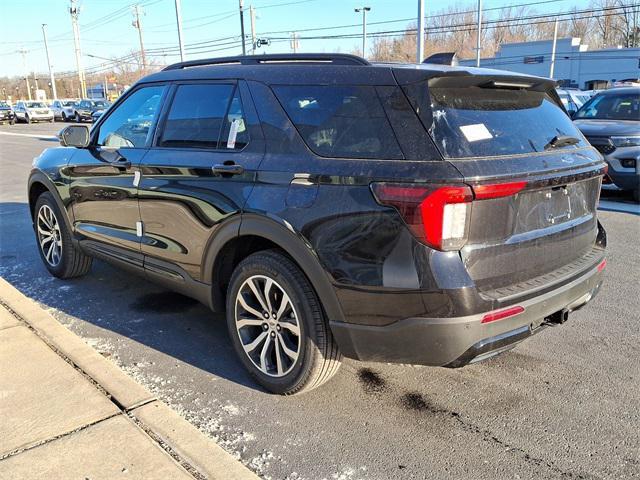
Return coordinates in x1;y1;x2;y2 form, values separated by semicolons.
226;250;341;395
61;112;67;122
25;114;31;124
34;192;92;279
74;112;81;123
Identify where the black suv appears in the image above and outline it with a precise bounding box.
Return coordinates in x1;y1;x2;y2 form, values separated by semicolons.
29;54;607;394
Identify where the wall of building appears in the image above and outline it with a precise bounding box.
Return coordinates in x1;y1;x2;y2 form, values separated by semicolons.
460;38;640;89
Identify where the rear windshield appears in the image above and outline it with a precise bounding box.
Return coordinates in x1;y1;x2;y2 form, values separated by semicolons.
273;85;403;160
426;87;587;158
574;91;640;121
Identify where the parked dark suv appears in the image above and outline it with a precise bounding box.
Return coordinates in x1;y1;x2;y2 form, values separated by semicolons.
29;54;607;394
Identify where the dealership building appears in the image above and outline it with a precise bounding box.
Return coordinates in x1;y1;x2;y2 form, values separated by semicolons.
460;37;640;89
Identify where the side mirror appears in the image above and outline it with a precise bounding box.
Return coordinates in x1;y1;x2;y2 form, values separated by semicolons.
58;125;90;148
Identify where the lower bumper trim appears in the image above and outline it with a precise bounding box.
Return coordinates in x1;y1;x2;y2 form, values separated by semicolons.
445;324;536;368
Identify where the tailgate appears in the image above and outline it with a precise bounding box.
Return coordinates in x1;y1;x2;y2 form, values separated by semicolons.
451;149;605;295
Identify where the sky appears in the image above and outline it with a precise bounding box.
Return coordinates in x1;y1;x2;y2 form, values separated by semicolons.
0;0;591;78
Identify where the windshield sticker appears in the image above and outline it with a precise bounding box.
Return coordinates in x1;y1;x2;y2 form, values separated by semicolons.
227;119;240;149
460;123;493;142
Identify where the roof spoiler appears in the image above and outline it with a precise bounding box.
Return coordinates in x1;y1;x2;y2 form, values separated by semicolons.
423;52;458;66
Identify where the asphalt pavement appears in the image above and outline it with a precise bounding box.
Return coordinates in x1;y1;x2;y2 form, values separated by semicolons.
1;122;639;480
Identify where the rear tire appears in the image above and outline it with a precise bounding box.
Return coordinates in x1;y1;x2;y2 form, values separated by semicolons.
74;112;81;123
226;249;341;395
34;192;92;279
61;112;67;122
633;188;640;203
25;114;31;124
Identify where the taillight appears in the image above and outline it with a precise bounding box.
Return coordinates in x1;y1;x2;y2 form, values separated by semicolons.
472;181;526;200
371;183;472;250
371;180;527;251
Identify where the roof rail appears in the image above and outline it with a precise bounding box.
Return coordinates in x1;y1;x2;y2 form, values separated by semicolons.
162;53;370;71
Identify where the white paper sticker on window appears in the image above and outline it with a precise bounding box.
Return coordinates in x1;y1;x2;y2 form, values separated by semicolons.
460;123;493;142
227;119;240;149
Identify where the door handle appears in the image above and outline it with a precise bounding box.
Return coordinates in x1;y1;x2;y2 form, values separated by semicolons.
212;163;244;175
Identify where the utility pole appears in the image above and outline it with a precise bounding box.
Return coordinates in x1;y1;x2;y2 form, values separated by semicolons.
70;0;87;98
132;4;147;73
250;5;256;54
174;0;185;62
42;24;57;100
354;6;371;59
18;48;31;100
417;0;425;63
549;19;559;78
239;0;247;56
290;32;299;53
475;0;482;67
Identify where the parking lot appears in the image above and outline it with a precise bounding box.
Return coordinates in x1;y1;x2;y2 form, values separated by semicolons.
1;122;639;479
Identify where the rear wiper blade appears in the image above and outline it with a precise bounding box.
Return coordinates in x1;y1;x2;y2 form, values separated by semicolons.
544;135;580;150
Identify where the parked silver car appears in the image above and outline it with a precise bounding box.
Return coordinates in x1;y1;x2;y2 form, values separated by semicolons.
51;99;78;121
14;101;54;123
573;86;640;202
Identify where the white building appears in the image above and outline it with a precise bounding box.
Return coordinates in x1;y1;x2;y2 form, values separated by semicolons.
460;38;640;90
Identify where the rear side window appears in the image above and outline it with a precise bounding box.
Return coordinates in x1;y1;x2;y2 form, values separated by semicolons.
273;85;403;159
412;86;588;158
159;84;248;150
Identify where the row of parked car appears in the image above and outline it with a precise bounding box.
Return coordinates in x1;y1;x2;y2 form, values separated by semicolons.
0;98;112;124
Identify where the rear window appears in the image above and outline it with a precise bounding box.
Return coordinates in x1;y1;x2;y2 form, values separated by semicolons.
273;85;403;159
425;87;588;158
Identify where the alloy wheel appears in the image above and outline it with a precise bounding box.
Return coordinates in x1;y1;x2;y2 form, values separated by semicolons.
234;275;301;377
36;204;63;267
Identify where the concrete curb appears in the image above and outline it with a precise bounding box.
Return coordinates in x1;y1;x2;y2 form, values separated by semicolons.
0;277;259;480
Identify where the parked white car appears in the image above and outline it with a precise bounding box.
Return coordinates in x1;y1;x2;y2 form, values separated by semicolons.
557;89;592;117
13;101;54;123
51;99;78;121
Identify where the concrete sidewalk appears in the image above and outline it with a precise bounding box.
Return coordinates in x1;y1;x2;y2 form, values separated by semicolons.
0;278;259;480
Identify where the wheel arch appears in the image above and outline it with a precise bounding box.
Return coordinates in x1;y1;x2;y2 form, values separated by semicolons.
28;172;75;236
204;214;345;323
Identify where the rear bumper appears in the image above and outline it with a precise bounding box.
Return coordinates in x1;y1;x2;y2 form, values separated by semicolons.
330;260;604;367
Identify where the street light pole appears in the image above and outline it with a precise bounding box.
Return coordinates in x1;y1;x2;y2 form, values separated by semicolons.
41;24;57;100
475;0;482;67
239;0;247;56
354;6;371;59
417;0;425;63
174;0;185;62
549;19;559;78
250;5;256;54
18;48;31;100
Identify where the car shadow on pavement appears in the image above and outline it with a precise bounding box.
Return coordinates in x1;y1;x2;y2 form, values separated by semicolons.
0;201;261;392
